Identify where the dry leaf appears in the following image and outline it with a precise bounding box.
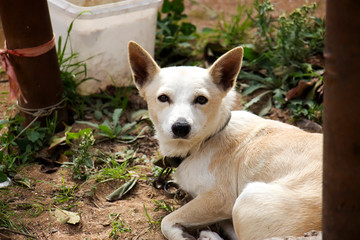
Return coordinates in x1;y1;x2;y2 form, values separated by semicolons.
56;153;69;164
55;208;80;225
285;78;318;101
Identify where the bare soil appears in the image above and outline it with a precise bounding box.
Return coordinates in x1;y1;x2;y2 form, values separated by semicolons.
0;0;325;239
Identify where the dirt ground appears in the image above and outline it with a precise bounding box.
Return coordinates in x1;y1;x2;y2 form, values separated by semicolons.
0;0;325;239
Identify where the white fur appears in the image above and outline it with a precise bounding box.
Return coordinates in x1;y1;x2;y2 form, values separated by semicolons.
128;42;322;240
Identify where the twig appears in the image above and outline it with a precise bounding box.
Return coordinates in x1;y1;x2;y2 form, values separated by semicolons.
0;232;11;240
0;227;37;239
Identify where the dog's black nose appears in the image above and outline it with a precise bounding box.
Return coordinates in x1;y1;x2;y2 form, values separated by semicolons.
172;118;191;138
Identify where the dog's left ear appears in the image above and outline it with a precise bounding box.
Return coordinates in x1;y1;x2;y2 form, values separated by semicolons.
209;47;243;92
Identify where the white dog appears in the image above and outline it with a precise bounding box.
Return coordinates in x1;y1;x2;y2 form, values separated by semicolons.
128;41;322;240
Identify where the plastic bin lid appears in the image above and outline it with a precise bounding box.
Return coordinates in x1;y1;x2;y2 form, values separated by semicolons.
48;0;162;19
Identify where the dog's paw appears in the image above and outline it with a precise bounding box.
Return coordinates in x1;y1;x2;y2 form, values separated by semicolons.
198;230;223;240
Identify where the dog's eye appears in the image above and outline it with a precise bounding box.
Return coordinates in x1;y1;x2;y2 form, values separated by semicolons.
195;96;208;105
158;94;170;103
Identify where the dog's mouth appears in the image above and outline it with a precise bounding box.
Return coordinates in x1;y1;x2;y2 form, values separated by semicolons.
172;135;189;140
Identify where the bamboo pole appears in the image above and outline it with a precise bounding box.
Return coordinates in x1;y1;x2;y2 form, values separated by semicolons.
323;0;360;239
0;0;68;128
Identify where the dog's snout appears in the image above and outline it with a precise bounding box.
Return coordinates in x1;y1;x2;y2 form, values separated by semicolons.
172;118;191;138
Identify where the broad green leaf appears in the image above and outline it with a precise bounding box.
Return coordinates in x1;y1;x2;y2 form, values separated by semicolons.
243;44;258;61
116;126;148;144
121;122;137;134
112;108;123;127
106;177;138;202
98;125;113;137
76;121;99;129
27;131;41;143
94;110;103;121
239;71;273;86
201;27;216;34
244;90;272;109
130;109;149;122
101;119;112;129
180;22;196;36
0;119;8;126
242;84;267;96
258;97;272;116
85;157;93;168
161;0;171;13
114;125;122;136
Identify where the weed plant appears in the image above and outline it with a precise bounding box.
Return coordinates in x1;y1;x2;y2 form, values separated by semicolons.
153;199;175;213
65;128;95;180
109;213;132;239
156;0;198;66
0;114;58;179
95;149;145;183
240;0;324;120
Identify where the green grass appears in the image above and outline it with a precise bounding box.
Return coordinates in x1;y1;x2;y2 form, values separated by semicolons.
109;213;132;239
52;176;79;209
0;197;33;237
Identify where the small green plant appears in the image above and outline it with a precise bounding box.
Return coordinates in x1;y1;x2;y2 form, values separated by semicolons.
95;149;145;183
95;158;130;183
153;199;175;213
52;176;79;208
65;128;95;180
288;99;323;122
108;213;131;239
143;203;160;227
18;201;45;218
91;86;132;121
78;108;147;143
0;114;58;180
156;0;198;66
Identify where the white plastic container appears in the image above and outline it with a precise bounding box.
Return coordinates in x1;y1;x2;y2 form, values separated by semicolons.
48;0;162;94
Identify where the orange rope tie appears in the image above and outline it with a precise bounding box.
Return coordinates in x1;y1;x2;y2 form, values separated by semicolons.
0;34;56;102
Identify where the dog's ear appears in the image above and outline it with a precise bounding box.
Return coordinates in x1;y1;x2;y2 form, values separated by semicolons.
128;41;160;88
209;47;243;92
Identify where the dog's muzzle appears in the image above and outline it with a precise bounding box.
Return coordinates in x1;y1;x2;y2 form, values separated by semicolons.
172;118;191;138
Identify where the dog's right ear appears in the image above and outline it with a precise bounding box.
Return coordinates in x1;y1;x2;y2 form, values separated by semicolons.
128;41;160;89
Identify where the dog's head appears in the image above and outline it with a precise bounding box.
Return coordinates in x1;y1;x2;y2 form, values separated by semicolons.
128;42;243;154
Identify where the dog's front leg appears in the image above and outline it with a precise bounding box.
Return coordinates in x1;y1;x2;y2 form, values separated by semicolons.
161;191;231;240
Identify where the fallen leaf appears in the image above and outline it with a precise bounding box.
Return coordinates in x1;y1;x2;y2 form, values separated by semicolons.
14;174;31;188
106;177;138;202
56;153;69;164
285;78;318;101
48;125;72;150
54;209;80;225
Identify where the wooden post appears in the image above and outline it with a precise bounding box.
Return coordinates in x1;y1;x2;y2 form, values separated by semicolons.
0;0;68;128
323;0;360;239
